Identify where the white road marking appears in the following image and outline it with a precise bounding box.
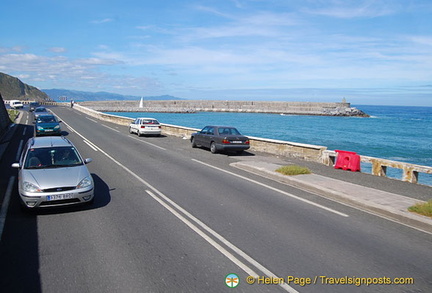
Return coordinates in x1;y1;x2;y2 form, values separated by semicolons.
191;159;349;217
83;140;98;151
100;123;120;132
127;135;166;150
15;140;23;161
0;177;15;242
86;117;98;123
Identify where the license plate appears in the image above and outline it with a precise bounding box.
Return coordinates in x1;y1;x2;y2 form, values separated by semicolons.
231;141;243;144
45;129;53;132
47;193;73;201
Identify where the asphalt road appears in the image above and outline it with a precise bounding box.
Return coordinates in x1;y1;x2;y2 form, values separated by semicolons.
0;106;431;293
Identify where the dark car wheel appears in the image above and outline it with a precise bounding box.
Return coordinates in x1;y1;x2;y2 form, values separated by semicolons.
129;127;133;134
191;137;197;148
210;142;217;154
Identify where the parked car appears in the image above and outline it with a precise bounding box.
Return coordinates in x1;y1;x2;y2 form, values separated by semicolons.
33;106;50;120
11;136;94;209
10;100;24;109
29;102;40;112
129;117;162;136
191;125;250;154
34;114;62;136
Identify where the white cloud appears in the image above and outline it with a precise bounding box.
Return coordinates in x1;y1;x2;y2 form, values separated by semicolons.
91;18;114;24
49;47;67;53
303;0;398;18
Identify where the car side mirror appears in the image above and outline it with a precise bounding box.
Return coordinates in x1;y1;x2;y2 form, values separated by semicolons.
84;158;93;164
11;163;20;168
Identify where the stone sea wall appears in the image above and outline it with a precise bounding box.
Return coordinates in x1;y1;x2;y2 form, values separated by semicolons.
79;100;369;117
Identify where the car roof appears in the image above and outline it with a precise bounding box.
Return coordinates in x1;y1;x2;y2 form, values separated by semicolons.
35;106;47;110
28;136;73;148
204;125;237;128
136;117;158;120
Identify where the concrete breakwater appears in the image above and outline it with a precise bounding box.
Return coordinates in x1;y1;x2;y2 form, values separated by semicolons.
79;100;369;117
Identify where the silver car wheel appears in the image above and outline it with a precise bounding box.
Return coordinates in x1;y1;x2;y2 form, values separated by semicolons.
210;142;217;154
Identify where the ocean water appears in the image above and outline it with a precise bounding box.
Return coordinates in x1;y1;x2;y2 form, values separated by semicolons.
106;105;432;185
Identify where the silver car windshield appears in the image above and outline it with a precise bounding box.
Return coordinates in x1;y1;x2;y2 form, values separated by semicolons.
24;147;83;169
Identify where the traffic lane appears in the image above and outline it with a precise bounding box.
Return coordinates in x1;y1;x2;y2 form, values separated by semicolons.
52;107;432;292
25;121;278;292
0;110;42;292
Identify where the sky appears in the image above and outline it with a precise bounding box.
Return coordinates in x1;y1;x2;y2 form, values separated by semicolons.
1;0;431;106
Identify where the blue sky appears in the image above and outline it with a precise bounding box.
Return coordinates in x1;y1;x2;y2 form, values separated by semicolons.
1;0;431;106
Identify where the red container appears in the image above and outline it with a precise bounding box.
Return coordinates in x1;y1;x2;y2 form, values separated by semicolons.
334;150;361;172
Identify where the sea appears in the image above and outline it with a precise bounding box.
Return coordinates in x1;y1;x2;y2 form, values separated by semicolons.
106;105;432;186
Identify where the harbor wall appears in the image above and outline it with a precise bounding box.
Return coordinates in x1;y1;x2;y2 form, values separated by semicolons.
79;100;368;116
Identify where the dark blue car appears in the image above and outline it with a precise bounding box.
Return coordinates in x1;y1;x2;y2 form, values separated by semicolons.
34;114;62;136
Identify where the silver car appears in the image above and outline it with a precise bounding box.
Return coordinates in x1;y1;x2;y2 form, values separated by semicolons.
12;136;94;209
33;106;50;120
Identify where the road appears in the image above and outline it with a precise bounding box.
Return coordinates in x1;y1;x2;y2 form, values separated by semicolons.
0;106;431;292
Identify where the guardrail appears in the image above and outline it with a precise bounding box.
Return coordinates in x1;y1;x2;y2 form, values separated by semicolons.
68;103;432;186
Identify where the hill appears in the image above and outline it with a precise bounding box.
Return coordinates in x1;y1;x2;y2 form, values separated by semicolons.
0;72;51;101
42;89;184;102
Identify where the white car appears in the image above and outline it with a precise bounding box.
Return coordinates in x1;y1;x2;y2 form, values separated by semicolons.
129;117;162;136
10;100;24;109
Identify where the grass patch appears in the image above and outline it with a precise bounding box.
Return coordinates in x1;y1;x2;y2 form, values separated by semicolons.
276;165;311;176
7;109;19;122
408;200;432;218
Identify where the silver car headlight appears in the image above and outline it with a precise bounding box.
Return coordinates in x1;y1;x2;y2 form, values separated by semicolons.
23;181;42;193
77;176;92;189
54;125;60;129
37;126;43;130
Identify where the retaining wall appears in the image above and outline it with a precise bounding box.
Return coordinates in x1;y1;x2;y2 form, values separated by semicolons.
0;94;11;138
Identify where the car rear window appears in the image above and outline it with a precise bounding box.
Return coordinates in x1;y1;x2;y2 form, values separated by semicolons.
142;119;159;124
218;128;241;135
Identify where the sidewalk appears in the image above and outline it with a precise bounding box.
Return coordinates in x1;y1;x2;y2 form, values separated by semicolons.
231;159;432;234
